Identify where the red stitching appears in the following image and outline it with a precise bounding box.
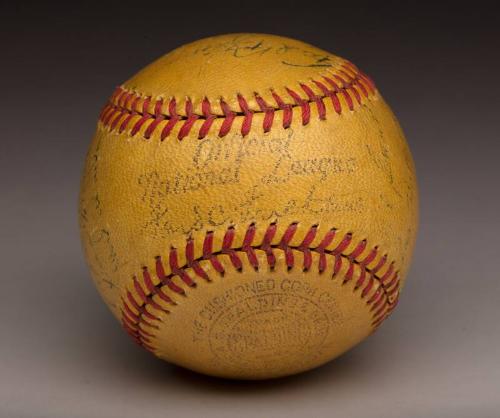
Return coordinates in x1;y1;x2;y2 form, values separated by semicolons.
198;98;215;139
237;94;253;137
286;87;311;125
272;91;293;129
255;94;275;133
218;100;235;138
99;61;376;140
121;222;400;352
314;80;342;115
300;83;326;120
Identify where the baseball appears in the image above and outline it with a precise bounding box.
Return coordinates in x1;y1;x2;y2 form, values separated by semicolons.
79;33;418;379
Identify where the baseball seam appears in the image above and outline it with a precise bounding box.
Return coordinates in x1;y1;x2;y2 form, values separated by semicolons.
120;222;400;352
99;61;376;141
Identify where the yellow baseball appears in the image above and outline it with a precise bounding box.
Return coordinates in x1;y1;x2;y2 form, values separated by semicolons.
79;33;418;379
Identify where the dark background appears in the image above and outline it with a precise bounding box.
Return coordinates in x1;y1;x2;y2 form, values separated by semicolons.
1;2;499;417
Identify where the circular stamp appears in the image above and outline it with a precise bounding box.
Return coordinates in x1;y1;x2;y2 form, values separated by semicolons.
203;279;337;370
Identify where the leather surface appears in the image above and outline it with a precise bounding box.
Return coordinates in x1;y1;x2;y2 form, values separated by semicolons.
79;33;418;379
123;33;349;116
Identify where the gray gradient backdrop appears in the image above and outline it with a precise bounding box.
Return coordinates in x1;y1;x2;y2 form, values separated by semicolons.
1;2;499;417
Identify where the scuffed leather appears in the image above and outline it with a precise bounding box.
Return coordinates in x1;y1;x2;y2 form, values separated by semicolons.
79;34;418;379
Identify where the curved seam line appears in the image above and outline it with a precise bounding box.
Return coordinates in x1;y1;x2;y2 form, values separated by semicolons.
122;242;399;353
98;61;377;139
107;73;372;120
